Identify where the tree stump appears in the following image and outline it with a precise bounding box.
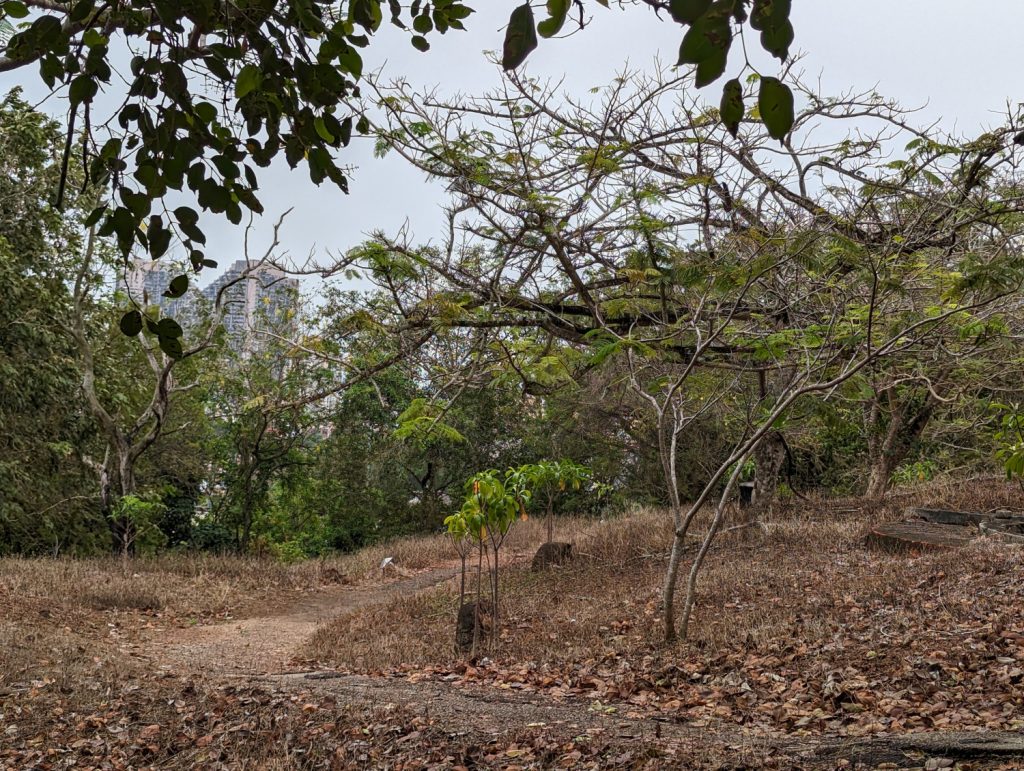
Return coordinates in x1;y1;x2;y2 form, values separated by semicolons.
321;567;349;585
738;482;755;508
865;521;977;553
455;600;492;654
532;541;573;571
867;507;1024;554
806;730;1024;767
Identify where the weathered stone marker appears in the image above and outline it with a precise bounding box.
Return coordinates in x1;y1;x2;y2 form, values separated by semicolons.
531;541;573;571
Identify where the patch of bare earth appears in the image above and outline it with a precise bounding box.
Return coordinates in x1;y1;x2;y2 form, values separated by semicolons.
152;565;461;676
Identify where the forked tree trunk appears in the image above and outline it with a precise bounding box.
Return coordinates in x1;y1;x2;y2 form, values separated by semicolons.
678;455;748;640
864;391;937;500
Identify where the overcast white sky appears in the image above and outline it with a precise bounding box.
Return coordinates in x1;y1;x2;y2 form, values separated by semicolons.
3;2;1023;280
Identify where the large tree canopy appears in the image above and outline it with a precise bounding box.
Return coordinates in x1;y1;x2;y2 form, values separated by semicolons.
0;0;795;299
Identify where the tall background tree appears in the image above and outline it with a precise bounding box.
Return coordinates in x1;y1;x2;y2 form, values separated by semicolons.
356;66;1024;637
0;89;101;554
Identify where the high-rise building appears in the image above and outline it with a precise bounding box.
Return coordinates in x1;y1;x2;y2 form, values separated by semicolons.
200;260;299;354
124;260;192;319
125;259;299;355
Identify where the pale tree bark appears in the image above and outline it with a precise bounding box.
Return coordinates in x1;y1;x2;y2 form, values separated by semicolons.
664;299;1008;641
626;346;734;642
751;430;786;516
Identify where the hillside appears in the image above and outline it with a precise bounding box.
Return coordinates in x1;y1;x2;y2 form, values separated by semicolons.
3;479;1024;768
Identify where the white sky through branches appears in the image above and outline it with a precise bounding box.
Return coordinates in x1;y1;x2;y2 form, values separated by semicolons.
1;2;1021;284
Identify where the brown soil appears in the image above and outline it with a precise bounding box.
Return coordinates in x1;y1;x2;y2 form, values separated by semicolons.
147;568;789;763
151;565;460;676
136;549;754;755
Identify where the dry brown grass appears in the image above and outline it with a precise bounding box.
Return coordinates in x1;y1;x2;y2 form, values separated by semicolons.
301;505;675;669
305;477;1024;673
326;530;455;575
0;549;424;623
322;511;656;577
0;505;695;627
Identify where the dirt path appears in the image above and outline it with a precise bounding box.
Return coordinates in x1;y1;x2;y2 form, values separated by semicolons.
275;670;778;764
153;565;458;676
144;558;755;756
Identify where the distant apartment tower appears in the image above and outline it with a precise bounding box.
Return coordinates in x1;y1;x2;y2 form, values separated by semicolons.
125;259;299;354
201;260;299;354
124;260;192;319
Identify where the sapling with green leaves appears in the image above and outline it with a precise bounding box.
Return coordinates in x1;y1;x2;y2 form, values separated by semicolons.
515;460;593;543
109;492;168;564
445;460;610;651
445;467;528;650
445;510;473;623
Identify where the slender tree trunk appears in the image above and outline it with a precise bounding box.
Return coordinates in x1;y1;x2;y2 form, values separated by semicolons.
662;524;685;642
454;541;469;653
118;457;138;559
490;542;500;646
458;550;467;607
679;455;747;640
101;442;139;557
660;421;686;642
99;451;116;545
240;486;255;551
865;394;902;500
473;540;484;655
864;393;936;500
750;366;788;517
865;452;896;500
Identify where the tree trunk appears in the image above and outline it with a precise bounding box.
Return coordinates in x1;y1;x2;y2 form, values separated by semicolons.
473;540;484;655
240;486;255;551
660;419;685;642
101;442;138;556
865;452;896;500
752;430;786;516
662;528;686;642
490;542;500;646
864;391;936;501
119;463;138;558
679;455;747;640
